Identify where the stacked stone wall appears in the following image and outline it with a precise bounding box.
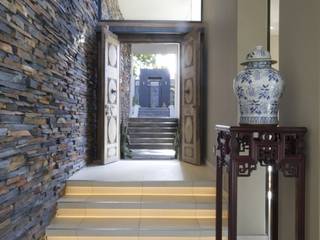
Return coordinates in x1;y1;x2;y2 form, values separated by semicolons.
0;0;98;239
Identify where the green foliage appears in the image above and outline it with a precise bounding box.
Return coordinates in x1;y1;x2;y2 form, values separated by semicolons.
120;121;132;159
133;54;156;79
132;96;139;106
173;121;180;159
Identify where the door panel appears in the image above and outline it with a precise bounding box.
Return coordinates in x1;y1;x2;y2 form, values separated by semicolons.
181;30;202;165
97;28;120;164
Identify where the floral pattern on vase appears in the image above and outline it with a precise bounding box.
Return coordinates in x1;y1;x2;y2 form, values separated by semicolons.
233;46;284;125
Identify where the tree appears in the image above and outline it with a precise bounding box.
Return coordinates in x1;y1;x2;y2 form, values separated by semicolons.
133;54;156;79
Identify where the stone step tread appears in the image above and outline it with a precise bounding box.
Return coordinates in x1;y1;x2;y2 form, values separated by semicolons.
139;110;170;112
129;137;175;140
129;135;176;140
65;181;216;196
129;138;174;144
129;132;176;136
66;180;216;187
129;145;175;150
128;126;177;130
128;123;178;127
57;195;217;209
130;156;176;160
129;118;178;122
46;218;221;236
129;140;175;144
129;143;174;146
128;130;177;133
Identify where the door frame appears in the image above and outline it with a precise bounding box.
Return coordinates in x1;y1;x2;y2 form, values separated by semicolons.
97;22;205;164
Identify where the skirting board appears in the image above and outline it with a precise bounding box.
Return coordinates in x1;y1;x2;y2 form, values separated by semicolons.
238;236;268;240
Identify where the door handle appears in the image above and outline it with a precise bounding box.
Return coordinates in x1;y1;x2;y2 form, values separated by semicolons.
110;89;116;94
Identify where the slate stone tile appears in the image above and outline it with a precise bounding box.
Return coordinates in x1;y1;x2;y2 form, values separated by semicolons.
0;128;7;136
0;0;100;238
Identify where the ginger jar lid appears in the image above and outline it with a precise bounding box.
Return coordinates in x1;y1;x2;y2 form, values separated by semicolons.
241;46;277;66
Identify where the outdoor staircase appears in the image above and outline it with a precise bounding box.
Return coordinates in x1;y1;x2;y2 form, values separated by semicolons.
127;118;178;159
138;107;170;118
46;179;226;240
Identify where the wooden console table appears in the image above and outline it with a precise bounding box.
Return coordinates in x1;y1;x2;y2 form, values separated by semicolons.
215;125;307;240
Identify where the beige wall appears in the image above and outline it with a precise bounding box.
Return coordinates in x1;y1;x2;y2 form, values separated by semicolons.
204;0;320;238
318;4;320;235
237;0;268;236
203;0;268;236
279;0;320;239
238;0;268;71
203;0;238;166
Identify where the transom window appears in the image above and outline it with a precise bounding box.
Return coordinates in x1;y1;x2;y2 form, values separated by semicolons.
100;0;202;21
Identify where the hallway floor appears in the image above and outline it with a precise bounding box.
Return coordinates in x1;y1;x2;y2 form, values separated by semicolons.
69;160;215;182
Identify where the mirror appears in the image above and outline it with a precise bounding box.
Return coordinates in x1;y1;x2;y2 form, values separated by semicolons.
101;0;202;21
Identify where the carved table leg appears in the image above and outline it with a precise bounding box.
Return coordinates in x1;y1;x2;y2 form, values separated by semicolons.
216;157;223;240
229;160;238;240
271;168;279;240
296;160;305;240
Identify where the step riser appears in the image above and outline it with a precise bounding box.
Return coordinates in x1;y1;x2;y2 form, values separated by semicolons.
129;134;176;138
129;139;174;144
47;178;219;239
47;236;222;240
129;118;177;122
56;209;217;219
65;186;216;196
128;128;177;133
128;123;178;127
129;145;175;150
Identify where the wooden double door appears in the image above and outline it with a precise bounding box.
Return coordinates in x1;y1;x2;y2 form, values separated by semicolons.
97;26;204;165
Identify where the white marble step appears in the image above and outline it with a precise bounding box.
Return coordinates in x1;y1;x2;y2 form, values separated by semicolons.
65;181;216;197
46;218;223;240
56;195;219;219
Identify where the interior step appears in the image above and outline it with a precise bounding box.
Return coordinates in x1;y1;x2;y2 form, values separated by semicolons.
46;175;224;240
56;195;217;219
65;181;216;197
46;218;224;240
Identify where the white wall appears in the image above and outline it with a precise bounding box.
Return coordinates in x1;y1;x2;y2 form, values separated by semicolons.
118;0;201;21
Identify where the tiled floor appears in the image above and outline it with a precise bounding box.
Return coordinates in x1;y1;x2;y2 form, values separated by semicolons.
69;160;215;182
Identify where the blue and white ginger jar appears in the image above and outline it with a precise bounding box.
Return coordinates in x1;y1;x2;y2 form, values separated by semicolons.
233;46;284;125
